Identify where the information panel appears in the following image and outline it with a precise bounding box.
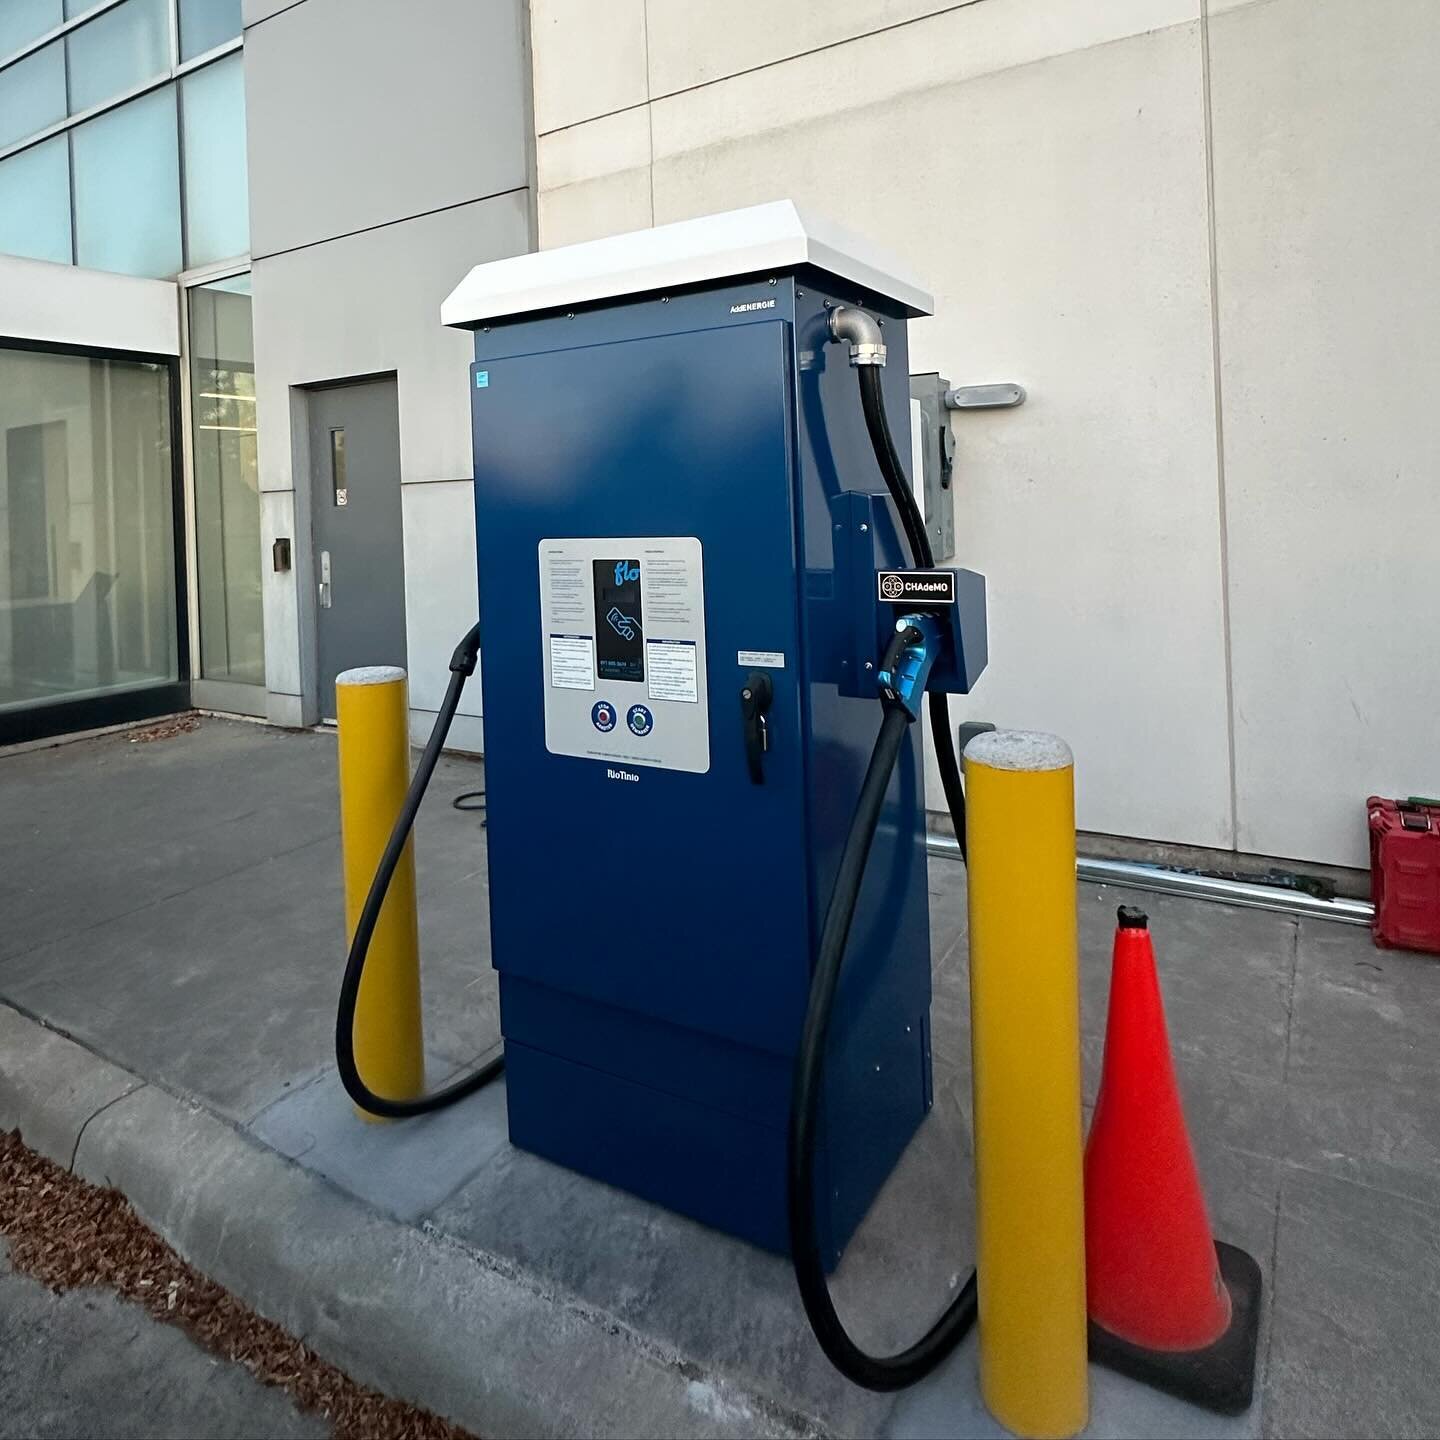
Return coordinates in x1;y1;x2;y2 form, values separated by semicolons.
538;537;709;773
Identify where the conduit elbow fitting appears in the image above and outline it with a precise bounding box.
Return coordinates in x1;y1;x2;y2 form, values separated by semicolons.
827;306;887;368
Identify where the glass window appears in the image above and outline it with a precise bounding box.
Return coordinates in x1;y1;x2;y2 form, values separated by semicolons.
0;39;65;149
0;134;71;263
181;54;248;265
73;86;181;277
0;345;178;713
66;0;168;115
179;0;241;62
0;0;62;61
329;429;346;504
188;276;264;686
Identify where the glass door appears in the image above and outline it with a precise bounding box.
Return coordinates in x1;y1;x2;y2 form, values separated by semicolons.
187;273;264;709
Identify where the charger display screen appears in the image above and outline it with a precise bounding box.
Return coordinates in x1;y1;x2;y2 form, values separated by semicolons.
593;558;644;683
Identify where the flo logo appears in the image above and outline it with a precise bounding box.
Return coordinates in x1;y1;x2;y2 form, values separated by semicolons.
614;560;640;586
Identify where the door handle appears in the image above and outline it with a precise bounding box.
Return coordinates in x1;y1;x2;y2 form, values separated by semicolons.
318;549;332;609
740;671;774;784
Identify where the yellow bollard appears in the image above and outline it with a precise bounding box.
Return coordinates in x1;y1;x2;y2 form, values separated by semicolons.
964;730;1088;1438
335;666;425;1120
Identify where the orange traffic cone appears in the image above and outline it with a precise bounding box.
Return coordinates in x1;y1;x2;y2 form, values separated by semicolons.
1084;906;1263;1415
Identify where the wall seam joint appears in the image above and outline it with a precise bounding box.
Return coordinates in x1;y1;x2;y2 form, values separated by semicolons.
1200;0;1240;853
242;0;307;34
251;186;531;265
535;0;992;140
641;0;655;225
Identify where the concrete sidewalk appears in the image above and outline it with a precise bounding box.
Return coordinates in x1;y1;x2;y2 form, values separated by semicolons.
3;717;1438;1438
0;1240;324;1440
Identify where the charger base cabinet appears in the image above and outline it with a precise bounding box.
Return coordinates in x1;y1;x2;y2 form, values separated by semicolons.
471;273;933;1260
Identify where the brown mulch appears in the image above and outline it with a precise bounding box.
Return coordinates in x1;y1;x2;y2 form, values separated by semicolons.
0;1129;475;1440
127;714;202;743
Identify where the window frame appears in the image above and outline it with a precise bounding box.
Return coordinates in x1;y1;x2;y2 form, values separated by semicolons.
0;131;73;263
0;0;244;278
0;36;241;164
70;80;184;279
0;0;120;75
0;35;67;151
63;0;172;118
177;49;249;270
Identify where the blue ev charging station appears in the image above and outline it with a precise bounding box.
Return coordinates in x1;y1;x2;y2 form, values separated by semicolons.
336;201;990;1390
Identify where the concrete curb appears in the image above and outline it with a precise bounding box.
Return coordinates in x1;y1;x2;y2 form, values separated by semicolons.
0;1003;826;1440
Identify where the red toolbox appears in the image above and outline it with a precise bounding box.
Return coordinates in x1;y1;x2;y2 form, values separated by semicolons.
1368;797;1440;954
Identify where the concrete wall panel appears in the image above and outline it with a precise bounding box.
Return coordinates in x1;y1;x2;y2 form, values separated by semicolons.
647;0;1198;164
241;0;298;25
251;192;529;494
531;0;647;134
401;480;480;720
250;192;528;721
538;168;653;251
259;487;301;704
0;255;179;356
537;107;651;192
645;0;963;97
534;107;653;248
243;0;530;258
1210;0;1440;865
645;22;1232;847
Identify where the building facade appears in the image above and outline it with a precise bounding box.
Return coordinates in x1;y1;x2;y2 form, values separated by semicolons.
1;0;1435;871
0;0;254;736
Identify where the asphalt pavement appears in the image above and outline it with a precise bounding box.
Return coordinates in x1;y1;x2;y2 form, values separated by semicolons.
6;716;1440;1438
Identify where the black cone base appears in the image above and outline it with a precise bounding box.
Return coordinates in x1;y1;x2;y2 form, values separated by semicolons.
1089;1241;1263;1416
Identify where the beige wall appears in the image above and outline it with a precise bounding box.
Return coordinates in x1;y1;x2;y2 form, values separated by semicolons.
530;0;1440;868
1207;0;1440;865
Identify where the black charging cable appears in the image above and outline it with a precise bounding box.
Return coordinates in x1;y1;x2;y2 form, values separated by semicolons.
453;787;486;824
334;622;504;1118
787;362;979;1389
857;365;968;864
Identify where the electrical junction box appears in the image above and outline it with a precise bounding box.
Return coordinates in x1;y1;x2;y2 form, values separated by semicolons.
909;372;957;561
442;201;986;1261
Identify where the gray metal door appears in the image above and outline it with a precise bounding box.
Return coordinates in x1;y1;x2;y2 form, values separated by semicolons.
309;377;406;719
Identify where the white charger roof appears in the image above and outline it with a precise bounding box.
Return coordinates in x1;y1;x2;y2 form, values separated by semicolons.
441;200;933;329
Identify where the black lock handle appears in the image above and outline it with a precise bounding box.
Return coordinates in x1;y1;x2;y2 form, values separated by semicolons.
740;671;774;784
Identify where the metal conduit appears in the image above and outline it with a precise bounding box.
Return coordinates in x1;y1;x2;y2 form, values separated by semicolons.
925;833;1374;927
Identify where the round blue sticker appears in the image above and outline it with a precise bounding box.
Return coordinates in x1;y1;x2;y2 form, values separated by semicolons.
591;701;617;733
626;704;653;737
